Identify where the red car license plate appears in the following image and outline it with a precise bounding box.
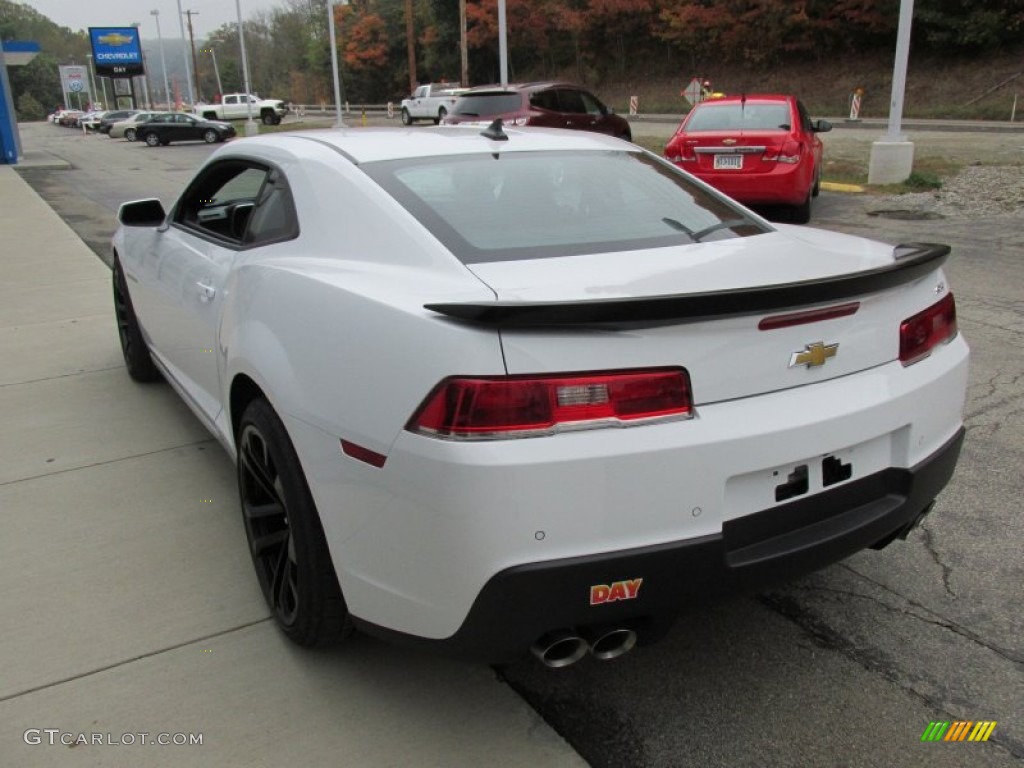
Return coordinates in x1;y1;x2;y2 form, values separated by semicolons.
714;154;743;170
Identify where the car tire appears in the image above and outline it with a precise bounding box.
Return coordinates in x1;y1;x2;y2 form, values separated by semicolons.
401;107;412;126
144;132;160;147
435;106;447;125
237;398;355;647
125;128;136;142
262;111;279;126
812;167;821;197
112;258;160;382
791;191;812;224
619;131;633;142
203;129;219;144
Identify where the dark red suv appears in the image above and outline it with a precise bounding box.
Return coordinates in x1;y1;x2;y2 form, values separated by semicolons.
444;82;632;141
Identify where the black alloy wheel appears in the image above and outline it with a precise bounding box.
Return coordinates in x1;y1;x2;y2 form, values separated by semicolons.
237;399;354;647
112;259;160;382
144;132;160;147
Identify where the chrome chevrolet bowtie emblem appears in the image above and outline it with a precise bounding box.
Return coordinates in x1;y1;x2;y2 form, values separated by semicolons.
789;342;838;368
721;138;737;145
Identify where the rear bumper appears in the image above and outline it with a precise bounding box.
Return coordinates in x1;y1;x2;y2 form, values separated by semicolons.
683;160;811;206
356;427;963;661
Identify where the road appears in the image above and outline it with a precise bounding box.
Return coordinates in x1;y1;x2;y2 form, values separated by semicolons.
14;121;1024;767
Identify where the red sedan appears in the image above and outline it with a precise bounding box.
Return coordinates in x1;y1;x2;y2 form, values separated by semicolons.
664;94;831;223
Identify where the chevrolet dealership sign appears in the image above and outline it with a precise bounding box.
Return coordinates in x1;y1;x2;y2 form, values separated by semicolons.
88;27;144;77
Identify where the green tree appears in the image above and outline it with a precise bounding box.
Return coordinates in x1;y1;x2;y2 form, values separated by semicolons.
16;90;44;120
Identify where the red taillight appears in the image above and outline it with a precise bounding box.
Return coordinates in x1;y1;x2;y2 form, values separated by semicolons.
900;293;958;366
765;139;802;164
408;369;693;440
665;137;695;163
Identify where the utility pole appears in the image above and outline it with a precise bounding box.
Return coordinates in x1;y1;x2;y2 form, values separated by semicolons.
405;0;416;94
183;9;203;102
459;0;468;86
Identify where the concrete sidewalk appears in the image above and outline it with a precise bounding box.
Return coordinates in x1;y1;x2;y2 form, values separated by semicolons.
0;163;584;767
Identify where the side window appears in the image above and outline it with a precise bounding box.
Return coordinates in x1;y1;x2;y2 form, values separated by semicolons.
579;91;604;116
530;89;559;111
796;101;812;132
225;95;237;105
174;162;271;244
243;169;299;246
556;89;587;114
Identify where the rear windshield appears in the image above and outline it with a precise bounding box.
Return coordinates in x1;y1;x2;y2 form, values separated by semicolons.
451;93;523;117
362;150;769;264
685;103;792;131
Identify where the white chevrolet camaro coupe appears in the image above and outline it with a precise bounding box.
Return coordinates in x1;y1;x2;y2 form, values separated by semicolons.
112;124;968;667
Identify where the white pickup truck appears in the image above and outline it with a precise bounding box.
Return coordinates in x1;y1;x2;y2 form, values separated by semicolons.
400;83;466;125
196;93;289;125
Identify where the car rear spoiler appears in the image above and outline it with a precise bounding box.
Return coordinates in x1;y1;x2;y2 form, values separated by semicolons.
424;243;950;329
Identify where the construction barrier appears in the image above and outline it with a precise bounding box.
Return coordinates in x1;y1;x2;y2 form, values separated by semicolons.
629;95;638;116
387;101;394;119
848;87;864;121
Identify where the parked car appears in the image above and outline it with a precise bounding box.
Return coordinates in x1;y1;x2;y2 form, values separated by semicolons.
57;110;84;127
112;126;967;665
136;113;236;146
78;110;108;131
98;110;143;134
444;82;632;140
664;93;831;223
108;111;165;141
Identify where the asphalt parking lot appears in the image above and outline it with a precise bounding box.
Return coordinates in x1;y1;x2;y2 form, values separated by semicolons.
3;120;1022;767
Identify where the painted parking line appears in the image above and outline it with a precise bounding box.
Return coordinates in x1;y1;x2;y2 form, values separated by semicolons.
821;181;866;193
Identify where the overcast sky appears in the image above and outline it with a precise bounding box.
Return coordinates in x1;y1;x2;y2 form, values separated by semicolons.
24;0;287;42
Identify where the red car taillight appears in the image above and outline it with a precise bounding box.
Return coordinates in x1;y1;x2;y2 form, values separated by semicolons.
900;293;958;366
665;137;695;163
408;369;693;440
764;139;803;164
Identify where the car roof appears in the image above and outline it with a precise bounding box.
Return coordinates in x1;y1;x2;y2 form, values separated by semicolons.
219;125;631;165
695;94;796;105
462;82;581;95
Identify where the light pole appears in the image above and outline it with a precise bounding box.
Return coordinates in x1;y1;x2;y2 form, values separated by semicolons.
235;0;258;136
327;0;349;128
131;22;152;109
175;0;195;107
85;53;99;108
498;0;508;87
868;0;916;184
202;48;223;96
151;9;171;109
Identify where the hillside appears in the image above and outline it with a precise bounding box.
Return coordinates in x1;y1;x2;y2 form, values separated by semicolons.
597;49;1024;121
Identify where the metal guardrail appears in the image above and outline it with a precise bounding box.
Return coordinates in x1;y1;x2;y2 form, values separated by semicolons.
289;103;395;117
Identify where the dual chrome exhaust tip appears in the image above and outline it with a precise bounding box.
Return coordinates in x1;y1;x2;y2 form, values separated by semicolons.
531;625;638;668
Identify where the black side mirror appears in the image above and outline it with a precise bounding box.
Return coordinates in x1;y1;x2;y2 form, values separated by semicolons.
813;119;833;133
118;198;167;227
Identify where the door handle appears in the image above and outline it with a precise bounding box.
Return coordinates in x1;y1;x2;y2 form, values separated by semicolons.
197;282;216;302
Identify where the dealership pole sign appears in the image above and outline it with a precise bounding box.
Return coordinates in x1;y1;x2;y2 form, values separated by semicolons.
58;65;91;97
88;27;145;77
